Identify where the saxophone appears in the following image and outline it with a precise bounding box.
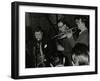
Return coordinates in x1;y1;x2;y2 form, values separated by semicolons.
35;42;46;67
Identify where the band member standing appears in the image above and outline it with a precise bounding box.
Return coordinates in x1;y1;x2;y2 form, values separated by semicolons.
66;16;89;47
33;26;48;67
57;19;73;66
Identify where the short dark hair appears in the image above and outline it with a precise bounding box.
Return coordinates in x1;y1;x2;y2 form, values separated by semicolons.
74;15;89;28
34;26;43;33
57;18;71;28
72;43;89;56
32;26;43;40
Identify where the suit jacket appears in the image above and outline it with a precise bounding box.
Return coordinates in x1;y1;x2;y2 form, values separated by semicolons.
69;29;89;47
26;39;49;67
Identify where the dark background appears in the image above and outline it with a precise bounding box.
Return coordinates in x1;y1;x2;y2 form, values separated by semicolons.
25;13;77;42
25;13;89;68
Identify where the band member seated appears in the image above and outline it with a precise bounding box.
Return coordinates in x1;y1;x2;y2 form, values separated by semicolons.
33;26;49;67
72;43;89;66
50;52;65;67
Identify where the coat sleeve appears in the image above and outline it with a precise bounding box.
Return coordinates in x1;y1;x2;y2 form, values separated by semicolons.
68;30;89;47
68;36;75;47
76;32;89;46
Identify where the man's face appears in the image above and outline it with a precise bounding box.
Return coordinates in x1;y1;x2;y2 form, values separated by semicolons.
72;54;89;65
35;31;43;41
58;22;68;33
75;19;85;30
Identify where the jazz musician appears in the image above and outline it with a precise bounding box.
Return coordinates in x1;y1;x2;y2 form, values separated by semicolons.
56;16;89;66
57;19;74;66
33;26;48;67
66;16;89;47
72;43;89;66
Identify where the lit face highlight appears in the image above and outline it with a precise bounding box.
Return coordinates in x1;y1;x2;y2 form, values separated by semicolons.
72;53;89;65
58;22;68;32
75;19;85;30
35;31;43;41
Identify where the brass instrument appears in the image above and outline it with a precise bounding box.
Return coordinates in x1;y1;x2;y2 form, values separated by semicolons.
52;27;77;39
35;42;46;67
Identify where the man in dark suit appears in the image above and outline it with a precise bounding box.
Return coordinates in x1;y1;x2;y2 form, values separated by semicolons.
66;16;89;47
26;25;60;68
33;26;50;67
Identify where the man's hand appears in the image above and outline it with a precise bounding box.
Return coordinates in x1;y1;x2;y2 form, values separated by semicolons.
72;54;79;66
57;44;64;51
66;30;73;38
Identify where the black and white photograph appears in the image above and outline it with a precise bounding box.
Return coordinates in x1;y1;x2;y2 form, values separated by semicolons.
25;13;89;68
11;1;97;79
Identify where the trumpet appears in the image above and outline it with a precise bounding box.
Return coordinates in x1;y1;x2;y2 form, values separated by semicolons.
52;27;77;39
